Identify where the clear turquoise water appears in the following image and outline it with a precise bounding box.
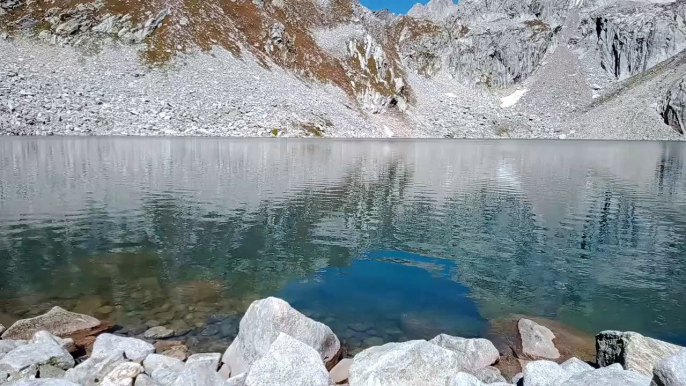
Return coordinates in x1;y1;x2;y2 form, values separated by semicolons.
1;138;685;352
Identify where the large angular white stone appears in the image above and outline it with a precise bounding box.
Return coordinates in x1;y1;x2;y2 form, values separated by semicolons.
65;352;127;386
560;357;593;375
523;360;571;386
172;361;226;386
221;297;340;375
91;334;154;362
348;340;461;386
596;331;683;375
1;307;101;341
185;353;220;371
0;343;74;371
244;333;330;386
429;334;499;372
561;366;652;386
518;319;560;360
651;349;686;386
100;362;143;386
142;354;184;374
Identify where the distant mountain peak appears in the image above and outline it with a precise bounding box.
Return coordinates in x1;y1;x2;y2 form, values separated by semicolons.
407;0;459;21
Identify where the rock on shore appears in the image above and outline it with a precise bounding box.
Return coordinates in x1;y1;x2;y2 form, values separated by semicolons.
0;298;685;386
1;307;101;341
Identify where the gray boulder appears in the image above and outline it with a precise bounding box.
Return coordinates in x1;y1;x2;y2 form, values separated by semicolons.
133;374;158;386
150;368;178;386
142;354;184;374
30;331;76;354
0;343;74;371
91;334;154;362
429;334;499;372
184;353;220;371
518;319;560;360
560;357;593;375
65;352;127;386
560;366;652;386
221;297;340;375
172;361;226;386
3;380;82;386
523;360;571;386
348;340;461;386
100;362;143;386
0;341;26;360
1;307;101;341
226;373;246;386
651;349;686;386
38;364;66;378
596;331;683;375
445;372;483;386
472;366;506;383
1;363;38;384
244;333;330;386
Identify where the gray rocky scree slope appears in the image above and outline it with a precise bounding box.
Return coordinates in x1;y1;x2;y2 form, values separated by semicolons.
0;0;684;139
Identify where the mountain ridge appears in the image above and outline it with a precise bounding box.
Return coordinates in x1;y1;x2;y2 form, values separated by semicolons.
0;0;684;138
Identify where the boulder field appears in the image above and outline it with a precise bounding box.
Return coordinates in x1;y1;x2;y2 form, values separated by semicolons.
0;297;684;386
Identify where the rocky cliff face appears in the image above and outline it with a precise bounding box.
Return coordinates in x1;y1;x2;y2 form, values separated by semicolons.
587;1;686;80
662;77;686;134
0;0;685;139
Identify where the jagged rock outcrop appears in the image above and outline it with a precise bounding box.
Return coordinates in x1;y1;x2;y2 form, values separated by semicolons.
661;77;686;135
408;0;459;21
587;1;686;80
596;330;683;375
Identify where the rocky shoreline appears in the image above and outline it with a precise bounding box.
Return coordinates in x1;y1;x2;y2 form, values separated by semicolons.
0;297;684;386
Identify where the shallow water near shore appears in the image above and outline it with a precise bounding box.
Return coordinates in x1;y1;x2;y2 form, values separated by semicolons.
1;138;686;353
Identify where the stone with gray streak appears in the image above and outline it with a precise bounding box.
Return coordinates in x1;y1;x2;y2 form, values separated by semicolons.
222;297;340;375
596;331;683;375
244;333;330;386
471;366;506;383
518;319;560;360
349;340;461;386
651;349;686;386
429;334;499;372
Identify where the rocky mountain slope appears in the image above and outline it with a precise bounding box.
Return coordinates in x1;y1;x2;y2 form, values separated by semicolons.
0;0;684;139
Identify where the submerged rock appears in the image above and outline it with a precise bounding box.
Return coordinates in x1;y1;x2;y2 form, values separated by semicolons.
348;340;461;386
1;307;101;341
221;297;340;375
596;331;683;375
144;327;174;340
518;318;560;360
429;334;499;372
651;349;686;386
244;333;330;386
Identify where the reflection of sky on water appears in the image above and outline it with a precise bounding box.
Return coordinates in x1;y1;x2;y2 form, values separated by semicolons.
0;138;685;345
277;250;486;340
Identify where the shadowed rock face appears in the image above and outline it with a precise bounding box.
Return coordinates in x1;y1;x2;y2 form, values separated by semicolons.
590;1;686;80
662;77;686;135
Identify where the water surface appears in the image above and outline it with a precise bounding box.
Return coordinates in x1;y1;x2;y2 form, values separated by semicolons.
1;138;685;352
